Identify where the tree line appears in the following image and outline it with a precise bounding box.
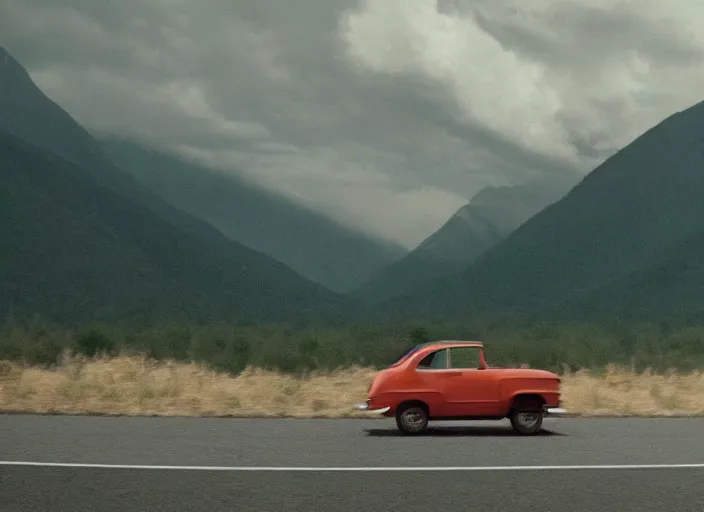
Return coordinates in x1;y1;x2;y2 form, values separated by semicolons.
1;315;704;375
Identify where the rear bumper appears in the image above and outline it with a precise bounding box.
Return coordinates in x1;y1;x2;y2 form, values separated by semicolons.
354;403;390;415
544;406;568;417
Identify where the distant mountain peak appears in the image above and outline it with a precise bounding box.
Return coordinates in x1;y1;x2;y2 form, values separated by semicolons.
0;47;29;77
0;45;121;173
353;175;578;302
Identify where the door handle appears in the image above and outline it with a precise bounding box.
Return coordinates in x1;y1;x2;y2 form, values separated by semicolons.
447;371;462;376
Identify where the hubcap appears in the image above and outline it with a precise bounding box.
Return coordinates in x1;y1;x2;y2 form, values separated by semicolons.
402;408;425;430
517;412;540;427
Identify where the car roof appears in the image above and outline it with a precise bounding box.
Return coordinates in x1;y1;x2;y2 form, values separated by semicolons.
389;340;485;368
420;340;484;349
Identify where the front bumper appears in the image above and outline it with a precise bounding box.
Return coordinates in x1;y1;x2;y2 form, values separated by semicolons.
354;403;390;414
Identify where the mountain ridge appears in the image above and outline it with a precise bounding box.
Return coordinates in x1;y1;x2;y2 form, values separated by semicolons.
355;175;578;302
0;46;361;325
378;98;704;321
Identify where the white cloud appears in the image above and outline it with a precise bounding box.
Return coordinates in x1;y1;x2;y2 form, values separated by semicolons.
340;0;704;169
2;0;704;248
32;67;271;147
341;0;570;161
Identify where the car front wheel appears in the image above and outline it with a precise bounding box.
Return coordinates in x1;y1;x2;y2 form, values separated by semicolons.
395;404;429;435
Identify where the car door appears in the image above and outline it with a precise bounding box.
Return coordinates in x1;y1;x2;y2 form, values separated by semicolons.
443;346;501;416
415;346;501;417
413;348;460;417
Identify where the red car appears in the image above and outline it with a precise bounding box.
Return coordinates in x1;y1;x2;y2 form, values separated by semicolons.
355;340;566;435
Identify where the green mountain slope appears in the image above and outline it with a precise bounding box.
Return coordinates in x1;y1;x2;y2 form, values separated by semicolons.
381;100;704;321
99;138;406;293
562;229;704;319
0;131;354;324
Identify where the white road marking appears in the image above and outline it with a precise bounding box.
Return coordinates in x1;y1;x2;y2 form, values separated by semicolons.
1;461;704;471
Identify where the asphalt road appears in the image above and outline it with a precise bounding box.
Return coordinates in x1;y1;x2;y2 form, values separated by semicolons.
1;415;704;511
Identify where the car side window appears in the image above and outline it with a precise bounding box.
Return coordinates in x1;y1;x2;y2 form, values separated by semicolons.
417;348;449;369
449;347;481;369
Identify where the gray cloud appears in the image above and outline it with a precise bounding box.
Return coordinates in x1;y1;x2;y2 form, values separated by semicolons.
2;0;703;248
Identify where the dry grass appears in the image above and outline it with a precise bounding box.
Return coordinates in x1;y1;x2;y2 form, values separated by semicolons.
1;356;704;417
561;365;704;417
0;355;376;418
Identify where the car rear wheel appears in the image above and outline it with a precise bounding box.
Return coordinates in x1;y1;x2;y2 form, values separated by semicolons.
510;406;544;435
395;403;429;435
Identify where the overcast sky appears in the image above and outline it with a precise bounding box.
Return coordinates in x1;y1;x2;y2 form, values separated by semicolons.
3;0;704;248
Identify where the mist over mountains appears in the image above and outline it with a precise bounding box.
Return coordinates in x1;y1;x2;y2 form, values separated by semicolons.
2;44;704;327
99;137;407;294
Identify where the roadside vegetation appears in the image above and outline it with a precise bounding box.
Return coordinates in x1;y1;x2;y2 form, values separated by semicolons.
2;355;704;418
1;317;704;417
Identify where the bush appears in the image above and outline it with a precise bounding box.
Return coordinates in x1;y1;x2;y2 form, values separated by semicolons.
75;329;115;357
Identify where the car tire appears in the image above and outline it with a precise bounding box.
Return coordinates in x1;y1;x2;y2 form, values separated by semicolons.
510;405;544;435
395;403;429;435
